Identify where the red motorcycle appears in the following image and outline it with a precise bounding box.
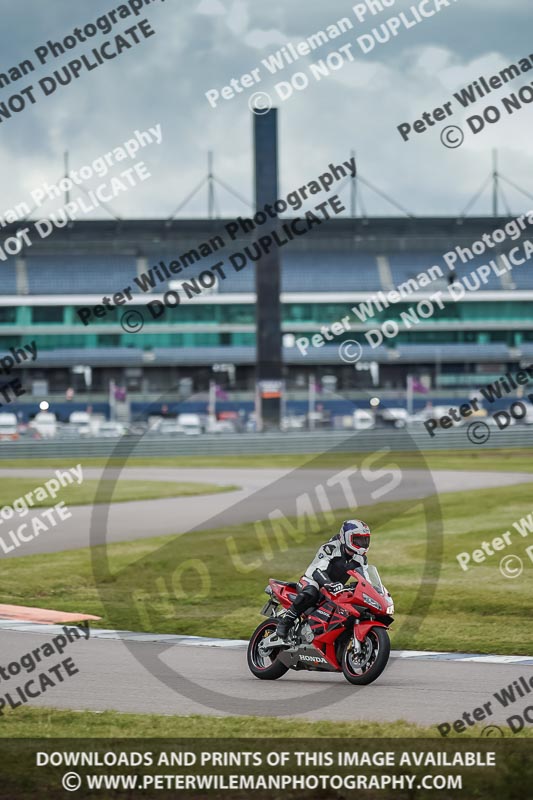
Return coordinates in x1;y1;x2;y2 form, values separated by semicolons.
247;566;394;685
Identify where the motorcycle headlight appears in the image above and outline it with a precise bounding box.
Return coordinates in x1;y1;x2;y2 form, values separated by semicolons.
387;603;394;614
362;592;382;610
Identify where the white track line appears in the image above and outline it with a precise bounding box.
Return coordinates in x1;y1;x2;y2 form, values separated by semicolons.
1;621;532;665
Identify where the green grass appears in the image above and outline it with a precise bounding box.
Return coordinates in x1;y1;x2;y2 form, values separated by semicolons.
2;483;532;655
0;478;237;508
0;447;531;472
1;713;530;800
1;707;530;738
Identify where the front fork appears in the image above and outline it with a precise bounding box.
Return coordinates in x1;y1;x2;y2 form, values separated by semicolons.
352;620;362;654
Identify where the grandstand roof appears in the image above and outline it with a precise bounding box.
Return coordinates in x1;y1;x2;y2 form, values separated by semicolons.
0;216;526;254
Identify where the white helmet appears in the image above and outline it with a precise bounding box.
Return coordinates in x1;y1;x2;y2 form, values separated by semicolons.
339;519;371;557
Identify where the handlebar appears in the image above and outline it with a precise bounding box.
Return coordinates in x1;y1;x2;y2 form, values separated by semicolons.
320;584;355;596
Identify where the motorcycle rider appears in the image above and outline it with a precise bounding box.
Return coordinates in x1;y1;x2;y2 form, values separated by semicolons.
275;519;371;641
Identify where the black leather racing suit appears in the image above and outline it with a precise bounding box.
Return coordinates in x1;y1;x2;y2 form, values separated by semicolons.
278;534;370;633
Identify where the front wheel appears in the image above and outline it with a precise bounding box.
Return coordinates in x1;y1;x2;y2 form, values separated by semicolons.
341;626;390;685
247;620;289;680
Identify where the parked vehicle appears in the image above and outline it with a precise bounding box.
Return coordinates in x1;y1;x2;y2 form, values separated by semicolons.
206;418;237;433
353;409;375;430
30;412;58;438
428;405;466;429
281;415;306;431
96;421;126;438
69;411;94;436
177;413;202;435
0;412;19;440
379;407;409;429
158;420;186;436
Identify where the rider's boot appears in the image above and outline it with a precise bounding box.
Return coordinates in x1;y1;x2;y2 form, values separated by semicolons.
276;608;298;641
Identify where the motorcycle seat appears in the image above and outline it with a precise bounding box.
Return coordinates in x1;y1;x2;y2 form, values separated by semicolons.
278;581;300;590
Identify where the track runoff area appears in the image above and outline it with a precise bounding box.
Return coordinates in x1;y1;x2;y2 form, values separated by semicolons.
0;458;532;744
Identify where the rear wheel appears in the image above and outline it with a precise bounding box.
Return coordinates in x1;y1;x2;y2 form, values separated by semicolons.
341;626;390;685
247;620;289;680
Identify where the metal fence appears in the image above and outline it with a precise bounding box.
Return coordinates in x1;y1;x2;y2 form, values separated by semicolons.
0;427;531;459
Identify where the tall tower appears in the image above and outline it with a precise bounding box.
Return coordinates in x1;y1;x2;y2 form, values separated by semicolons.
253;108;282;430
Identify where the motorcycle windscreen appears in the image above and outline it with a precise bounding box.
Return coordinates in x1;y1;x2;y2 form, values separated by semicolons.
366;564;385;595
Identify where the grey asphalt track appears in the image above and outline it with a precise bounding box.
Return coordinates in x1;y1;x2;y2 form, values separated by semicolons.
1;466;532;728
0;629;531;729
1;466;532;557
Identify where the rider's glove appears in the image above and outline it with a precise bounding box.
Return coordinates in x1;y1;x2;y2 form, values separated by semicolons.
325;582;345;594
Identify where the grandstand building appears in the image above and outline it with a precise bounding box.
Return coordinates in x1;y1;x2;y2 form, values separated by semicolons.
2;215;532;416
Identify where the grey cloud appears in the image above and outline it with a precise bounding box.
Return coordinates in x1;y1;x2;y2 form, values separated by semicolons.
0;0;530;218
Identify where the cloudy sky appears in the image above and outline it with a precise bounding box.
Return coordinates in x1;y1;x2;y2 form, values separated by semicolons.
0;0;531;220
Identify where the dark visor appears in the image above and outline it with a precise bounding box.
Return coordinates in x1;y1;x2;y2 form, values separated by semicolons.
349;534;370;548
